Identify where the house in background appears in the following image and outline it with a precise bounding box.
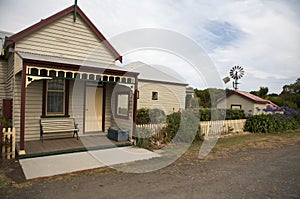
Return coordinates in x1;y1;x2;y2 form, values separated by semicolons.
0;5;139;155
124;61;188;115
216;90;278;116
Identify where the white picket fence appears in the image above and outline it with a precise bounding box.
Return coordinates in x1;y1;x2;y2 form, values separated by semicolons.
1;128;16;159
137;123;167;135
200;119;246;137
136;119;246;137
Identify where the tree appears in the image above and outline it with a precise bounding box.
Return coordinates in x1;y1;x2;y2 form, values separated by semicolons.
279;78;300;109
194;88;229;108
250;87;269;98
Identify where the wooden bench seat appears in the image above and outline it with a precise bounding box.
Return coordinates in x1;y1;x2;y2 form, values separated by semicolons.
40;117;79;142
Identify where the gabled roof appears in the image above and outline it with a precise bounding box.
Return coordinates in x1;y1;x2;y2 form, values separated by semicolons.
218;90;269;104
124;61;188;86
3;5;122;63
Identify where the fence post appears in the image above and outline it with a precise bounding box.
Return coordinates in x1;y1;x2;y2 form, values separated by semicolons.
0;123;2;158
0;127;16;159
7;128;11;159
11;128;15;159
0;121;2;146
1;128;5;158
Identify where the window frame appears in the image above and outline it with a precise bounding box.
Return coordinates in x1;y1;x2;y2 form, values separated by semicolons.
115;92;130;119
152;91;158;100
231;104;242;109
45;78;66;116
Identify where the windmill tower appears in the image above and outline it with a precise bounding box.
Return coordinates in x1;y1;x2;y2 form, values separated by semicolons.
223;66;245;90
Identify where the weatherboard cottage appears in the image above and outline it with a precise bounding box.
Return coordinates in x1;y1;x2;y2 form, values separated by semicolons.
217;90;278;116
0;6;139;155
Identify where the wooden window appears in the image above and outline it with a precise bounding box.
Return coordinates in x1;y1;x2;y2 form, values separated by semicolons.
231;104;242;109
115;92;129;118
46;79;65;115
152;92;158;100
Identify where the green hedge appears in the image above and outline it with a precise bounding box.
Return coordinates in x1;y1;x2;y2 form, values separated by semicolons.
136;108;166;125
0;115;10;128
199;108;246;121
244;107;300;133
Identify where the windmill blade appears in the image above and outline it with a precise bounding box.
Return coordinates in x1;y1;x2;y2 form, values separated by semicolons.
223;76;230;84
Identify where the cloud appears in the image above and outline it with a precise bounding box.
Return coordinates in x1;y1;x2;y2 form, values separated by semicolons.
0;0;299;93
201;0;300;92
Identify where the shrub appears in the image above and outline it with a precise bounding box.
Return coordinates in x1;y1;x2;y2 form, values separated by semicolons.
136;108;150;125
244;106;300;133
149;108;166;124
136;108;166;125
199;108;245;121
137;110;202;149
135;127;152;149
226;109;246;120
0;116;10;128
199;108;211;121
157;110;201;143
0;116;11;149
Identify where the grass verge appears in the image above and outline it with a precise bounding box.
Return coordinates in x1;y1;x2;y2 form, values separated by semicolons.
206;130;300;160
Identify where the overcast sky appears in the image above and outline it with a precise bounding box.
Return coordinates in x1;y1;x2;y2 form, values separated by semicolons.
0;0;299;94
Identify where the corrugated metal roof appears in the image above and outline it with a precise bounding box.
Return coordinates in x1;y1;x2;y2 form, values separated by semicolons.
17;52;126;71
217;90;270;104
123;61;188;85
234;90;268;103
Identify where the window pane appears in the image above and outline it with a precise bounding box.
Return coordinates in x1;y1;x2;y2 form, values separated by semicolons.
47;79;65;115
47;92;64;113
48;79;64;90
152;92;158;100
117;94;129;116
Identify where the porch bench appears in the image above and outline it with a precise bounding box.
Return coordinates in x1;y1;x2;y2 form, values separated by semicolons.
40;117;79;142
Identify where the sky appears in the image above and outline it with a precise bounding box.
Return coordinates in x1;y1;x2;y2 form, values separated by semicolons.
0;0;299;94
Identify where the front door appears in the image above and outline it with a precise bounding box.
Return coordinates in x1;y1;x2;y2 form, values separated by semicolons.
85;86;103;133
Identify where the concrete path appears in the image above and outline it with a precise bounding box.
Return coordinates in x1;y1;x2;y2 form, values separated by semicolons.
19;146;160;180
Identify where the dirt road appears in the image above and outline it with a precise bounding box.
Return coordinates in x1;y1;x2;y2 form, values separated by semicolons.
1;140;300;198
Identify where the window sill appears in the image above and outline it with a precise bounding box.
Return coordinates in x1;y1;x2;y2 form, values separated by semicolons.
41;115;70;118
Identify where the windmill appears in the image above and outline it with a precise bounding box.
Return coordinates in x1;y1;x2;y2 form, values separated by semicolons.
223;66;245;90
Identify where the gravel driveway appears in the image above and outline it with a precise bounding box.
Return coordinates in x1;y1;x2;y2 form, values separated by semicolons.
1;141;300;199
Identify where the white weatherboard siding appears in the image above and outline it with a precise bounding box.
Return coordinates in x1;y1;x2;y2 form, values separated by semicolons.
6;55;14;99
0;60;7;113
69;80;85;135
14;74;43;141
15;13;116;65
14;53;23;74
138;81;186;115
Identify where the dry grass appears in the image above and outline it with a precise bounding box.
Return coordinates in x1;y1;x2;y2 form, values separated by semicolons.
205;130;300;160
